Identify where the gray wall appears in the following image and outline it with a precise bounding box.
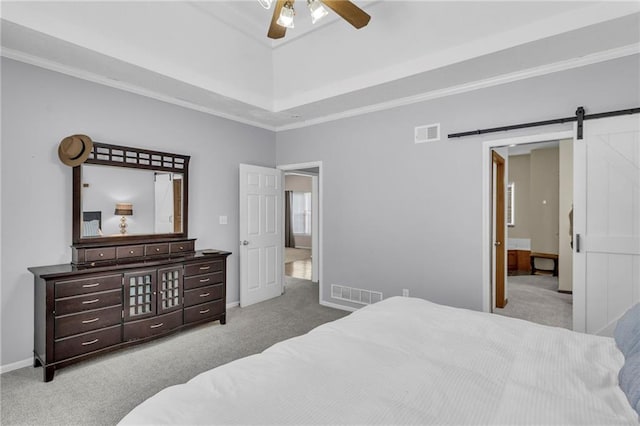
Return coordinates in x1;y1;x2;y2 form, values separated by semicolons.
0;58;276;367
530;147;560;255
2;54;639;367
276;55;640;310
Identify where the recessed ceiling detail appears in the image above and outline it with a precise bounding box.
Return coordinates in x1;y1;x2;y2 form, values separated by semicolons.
1;1;638;131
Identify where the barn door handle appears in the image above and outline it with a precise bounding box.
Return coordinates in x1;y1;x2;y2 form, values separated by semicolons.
575;234;581;253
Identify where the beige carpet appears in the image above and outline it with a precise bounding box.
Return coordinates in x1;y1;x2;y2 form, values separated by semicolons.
285;247;311;263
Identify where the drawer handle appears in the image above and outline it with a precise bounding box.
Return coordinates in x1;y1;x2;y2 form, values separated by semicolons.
199;278;210;283
199;309;210;314
82;283;100;288
199;266;211;271
179;246;184;250
82;317;100;324
200;292;210;297
81;338;99;346
129;250;135;254
99;253;104;257
155;248;161;252
82;299;100;305
150;322;164;329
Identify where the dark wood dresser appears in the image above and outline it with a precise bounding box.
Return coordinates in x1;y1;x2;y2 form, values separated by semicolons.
29;241;230;382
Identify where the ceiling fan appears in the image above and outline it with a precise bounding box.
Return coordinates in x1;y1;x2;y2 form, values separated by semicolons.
258;0;371;39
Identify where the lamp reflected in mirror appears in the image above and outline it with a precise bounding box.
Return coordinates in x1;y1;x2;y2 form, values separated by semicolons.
115;203;133;235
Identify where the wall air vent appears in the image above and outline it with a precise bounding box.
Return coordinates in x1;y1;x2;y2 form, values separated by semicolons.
331;284;383;305
414;123;440;143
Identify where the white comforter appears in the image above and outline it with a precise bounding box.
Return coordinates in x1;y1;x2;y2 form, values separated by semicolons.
120;297;638;425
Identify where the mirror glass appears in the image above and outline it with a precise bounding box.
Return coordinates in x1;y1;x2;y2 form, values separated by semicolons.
80;164;184;238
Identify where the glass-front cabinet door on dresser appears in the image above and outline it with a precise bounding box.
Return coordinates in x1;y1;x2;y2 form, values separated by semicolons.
123;267;183;321
124;270;157;320
157;266;183;315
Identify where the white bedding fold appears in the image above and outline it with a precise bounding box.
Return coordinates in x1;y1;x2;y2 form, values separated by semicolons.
119;297;638;425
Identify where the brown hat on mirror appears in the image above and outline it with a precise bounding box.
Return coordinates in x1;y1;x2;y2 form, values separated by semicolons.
58;134;93;167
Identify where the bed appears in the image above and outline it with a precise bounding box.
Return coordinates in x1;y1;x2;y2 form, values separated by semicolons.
82;211;102;237
119;297;640;425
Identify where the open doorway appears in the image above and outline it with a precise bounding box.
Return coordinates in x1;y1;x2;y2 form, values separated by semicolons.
278;161;322;301
284;172;314;280
483;131;574;330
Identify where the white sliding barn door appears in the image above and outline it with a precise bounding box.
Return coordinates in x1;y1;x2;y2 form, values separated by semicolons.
239;164;283;307
574;115;640;335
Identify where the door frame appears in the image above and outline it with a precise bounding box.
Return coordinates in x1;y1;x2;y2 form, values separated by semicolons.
481;130;574;314
492;151;507;309
277;161;323;296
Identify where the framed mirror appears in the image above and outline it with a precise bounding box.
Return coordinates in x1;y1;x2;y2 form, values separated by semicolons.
72;142;190;244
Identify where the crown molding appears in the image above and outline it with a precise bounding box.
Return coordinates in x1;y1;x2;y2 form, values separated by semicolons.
275;43;640;132
0;47;277;132
2;43;637;134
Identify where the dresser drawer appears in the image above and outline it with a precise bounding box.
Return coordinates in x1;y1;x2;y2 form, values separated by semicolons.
55;289;122;316
116;245;144;259
184;284;224;307
184;271;224;290
145;243;169;256
55;274;121;298
55;305;122;339
85;247;117;262
123;310;182;341
184;260;224;277
184;300;224;325
170;241;194;254
54;325;121;361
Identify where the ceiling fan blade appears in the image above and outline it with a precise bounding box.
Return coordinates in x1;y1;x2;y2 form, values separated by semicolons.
321;0;370;29
268;0;289;39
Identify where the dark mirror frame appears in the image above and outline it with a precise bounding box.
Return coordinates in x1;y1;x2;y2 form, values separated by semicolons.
72;142;190;245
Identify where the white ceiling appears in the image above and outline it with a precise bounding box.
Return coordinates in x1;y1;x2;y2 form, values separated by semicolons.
1;1;639;131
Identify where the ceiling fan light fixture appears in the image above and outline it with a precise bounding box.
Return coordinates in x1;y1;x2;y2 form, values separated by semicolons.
277;2;295;28
258;0;273;9
308;0;328;24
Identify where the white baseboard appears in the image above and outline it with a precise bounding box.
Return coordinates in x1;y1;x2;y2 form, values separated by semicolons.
320;299;358;312
293;246;311;250
226;301;239;309
0;357;32;374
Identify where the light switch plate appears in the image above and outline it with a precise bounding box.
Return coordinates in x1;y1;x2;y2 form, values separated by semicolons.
219;215;228;225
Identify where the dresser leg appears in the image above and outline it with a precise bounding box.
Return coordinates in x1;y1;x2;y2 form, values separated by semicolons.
43;366;55;382
33;357;42;368
220;315;226;325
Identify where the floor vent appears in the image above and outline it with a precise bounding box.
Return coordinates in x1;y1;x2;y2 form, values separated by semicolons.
331;285;383;305
414;123;440;143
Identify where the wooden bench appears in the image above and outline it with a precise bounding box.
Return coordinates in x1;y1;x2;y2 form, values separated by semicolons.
530;252;558;276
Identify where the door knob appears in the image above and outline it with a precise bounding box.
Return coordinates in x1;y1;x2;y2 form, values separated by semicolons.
241;240;249;245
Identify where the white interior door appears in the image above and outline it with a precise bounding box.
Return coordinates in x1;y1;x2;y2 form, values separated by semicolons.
574;115;640;335
154;173;173;233
239;164;283;307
